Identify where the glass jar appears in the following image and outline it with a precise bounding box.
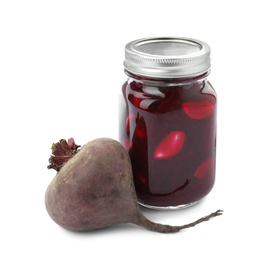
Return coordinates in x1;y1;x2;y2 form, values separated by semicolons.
119;37;217;209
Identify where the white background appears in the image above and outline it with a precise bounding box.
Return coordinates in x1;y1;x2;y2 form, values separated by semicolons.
1;0;271;259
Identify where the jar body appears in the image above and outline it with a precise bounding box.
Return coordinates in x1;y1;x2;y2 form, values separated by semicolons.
119;72;217;209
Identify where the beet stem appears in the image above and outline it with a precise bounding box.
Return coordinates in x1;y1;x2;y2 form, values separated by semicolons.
135;209;223;233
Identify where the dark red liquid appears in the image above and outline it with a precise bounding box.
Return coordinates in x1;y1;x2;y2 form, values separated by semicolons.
120;72;217;207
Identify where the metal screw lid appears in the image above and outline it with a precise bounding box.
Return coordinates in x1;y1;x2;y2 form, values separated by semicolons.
124;37;211;78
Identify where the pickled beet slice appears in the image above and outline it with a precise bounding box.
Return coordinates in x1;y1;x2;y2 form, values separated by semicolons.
182;101;214;119
194;158;215;179
138;171;147;185
154;131;185;159
135;116;147;139
122;137;132;151
126;114;134;134
128;94;143;108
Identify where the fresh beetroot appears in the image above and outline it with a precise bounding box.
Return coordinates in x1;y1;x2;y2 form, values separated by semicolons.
45;138;222;233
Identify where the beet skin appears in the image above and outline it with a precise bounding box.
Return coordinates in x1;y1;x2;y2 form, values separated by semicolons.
45;138;141;231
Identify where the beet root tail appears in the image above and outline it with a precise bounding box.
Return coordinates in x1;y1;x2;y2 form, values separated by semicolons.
134;209;223;233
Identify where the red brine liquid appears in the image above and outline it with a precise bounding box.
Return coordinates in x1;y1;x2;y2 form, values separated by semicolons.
120;72;217;208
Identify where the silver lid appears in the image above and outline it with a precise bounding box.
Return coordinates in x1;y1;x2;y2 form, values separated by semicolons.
124;37;211;78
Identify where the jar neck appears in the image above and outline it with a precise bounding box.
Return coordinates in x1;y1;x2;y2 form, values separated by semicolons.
125;70;210;87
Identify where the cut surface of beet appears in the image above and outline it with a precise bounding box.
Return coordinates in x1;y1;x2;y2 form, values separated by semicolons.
182;101;214;119
194;157;215;180
154;131;186;159
126;114;134;134
122;137;132;151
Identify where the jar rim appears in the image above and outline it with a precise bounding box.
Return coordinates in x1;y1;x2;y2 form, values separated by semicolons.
124;37;211;78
